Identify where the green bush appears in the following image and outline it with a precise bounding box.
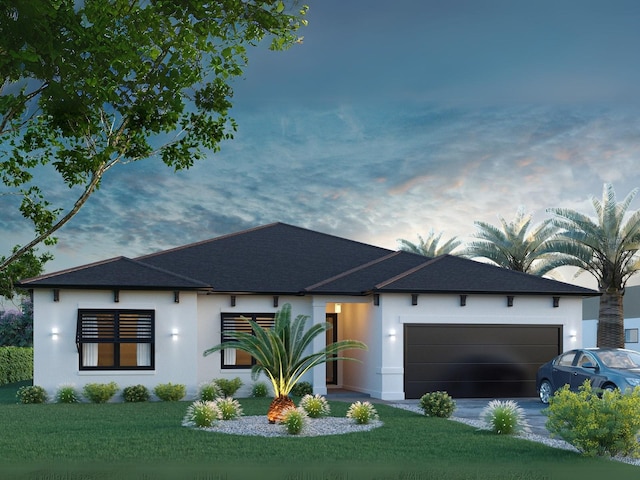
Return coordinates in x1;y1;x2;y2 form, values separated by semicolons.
281;407;307;435
183;401;221;428
214;397;243;420
419;391;456;418
55;384;80;404
198;381;223;401
83;382;118;403
154;382;186;401
290;381;312;397
16;385;47;404
481;399;530;435
0;300;33;347
299;394;330;418
251;381;269;398
545;381;640;457
346;401;379;425
122;384;150;403
0;347;33;385
213;377;243;397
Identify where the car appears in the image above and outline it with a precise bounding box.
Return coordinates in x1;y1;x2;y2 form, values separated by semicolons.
536;348;640;404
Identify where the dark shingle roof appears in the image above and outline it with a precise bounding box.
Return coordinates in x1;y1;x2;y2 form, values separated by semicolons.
18;222;598;297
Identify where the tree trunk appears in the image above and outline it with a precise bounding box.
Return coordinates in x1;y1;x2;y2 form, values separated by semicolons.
597;289;625;348
267;395;296;424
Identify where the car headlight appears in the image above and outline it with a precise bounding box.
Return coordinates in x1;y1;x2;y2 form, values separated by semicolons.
626;378;640;387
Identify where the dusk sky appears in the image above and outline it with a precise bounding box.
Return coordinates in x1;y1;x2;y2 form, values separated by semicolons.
4;0;640;289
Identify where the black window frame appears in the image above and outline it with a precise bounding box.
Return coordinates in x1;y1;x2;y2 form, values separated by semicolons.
220;312;275;369
76;309;155;371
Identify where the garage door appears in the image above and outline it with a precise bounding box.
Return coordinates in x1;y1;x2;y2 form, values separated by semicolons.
404;324;562;399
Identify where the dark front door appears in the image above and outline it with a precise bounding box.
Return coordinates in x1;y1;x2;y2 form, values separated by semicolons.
326;313;338;385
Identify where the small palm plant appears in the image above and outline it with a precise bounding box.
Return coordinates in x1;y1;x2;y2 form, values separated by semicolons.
204;303;367;423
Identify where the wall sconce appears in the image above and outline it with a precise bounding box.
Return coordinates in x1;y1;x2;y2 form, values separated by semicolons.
334;303;342;314
388;328;396;339
569;331;577;342
171;328;179;340
51;328;59;340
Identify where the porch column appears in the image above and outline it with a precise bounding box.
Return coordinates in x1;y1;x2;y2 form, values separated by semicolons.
311;299;328;395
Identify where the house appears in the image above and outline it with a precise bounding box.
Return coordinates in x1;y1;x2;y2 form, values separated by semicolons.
20;222;597;400
583;285;640;352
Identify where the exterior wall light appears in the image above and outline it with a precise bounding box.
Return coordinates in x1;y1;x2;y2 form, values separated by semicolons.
334;303;342;314
171;329;179;340
388;328;396;339
51;328;59;340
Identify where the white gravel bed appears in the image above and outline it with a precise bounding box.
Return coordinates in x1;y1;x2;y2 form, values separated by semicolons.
187;415;383;437
390;403;640;467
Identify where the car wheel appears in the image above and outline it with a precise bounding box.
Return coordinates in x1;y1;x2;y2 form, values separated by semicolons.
539;380;553;404
603;384;617;393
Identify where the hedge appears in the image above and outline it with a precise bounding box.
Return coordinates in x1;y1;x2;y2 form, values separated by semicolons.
0;347;33;385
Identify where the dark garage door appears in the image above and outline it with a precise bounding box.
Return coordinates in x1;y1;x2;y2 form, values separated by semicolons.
404;324;562;399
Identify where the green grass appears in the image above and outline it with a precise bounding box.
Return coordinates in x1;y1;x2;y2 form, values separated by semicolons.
1;382;638;479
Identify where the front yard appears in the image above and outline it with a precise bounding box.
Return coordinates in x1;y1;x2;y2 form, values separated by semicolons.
0;382;638;479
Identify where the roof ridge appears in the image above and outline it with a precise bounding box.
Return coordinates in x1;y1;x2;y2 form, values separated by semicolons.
124;258;212;288
374;255;447;289
19;256;128;284
305;251;404;291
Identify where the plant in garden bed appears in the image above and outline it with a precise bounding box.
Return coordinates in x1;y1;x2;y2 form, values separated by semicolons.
183;401;221;428
346;401;379;425
291;381;312;397
16;385;47;404
214;397;243;420
122;385;150;403
300;394;330;418
481;399;530;435
281;406;308;435
204;303;366;423
55;384;79;404
83;382;118;403
154;383;186;401
198;381;223;401
213;377;243;397
545;380;640;457
251;381;269;397
419;391;456;418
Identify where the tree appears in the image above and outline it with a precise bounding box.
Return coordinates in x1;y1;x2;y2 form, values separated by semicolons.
0;0;308;297
546;183;640;348
397;230;462;257
203;303;367;423
460;207;565;276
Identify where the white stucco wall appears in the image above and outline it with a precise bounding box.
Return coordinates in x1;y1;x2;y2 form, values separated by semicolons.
583;318;640;351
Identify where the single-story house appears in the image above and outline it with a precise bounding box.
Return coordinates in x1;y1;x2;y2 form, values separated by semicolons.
20;222;597;400
583;285;640;352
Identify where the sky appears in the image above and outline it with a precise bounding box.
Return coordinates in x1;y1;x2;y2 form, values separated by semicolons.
4;0;640;289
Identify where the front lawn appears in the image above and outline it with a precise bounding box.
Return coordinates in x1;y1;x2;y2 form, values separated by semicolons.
0;382;637;479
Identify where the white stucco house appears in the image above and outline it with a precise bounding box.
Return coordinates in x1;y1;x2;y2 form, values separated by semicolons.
20;223;597;400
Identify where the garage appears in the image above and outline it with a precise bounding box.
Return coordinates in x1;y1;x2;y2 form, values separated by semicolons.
404;324;562;399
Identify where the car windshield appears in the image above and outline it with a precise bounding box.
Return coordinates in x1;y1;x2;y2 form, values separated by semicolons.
596;350;640;369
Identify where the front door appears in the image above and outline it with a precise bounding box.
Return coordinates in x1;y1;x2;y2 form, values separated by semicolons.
326;313;338;385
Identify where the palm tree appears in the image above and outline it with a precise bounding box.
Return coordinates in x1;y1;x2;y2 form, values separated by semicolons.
398;230;462;257
203;303;367;423
546;183;640;348
460;207;565;276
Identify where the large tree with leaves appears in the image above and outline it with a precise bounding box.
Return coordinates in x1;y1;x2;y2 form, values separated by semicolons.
397;229;462;257
204;303;367;423
0;0;308;297
459;207;565;276
547;183;640;348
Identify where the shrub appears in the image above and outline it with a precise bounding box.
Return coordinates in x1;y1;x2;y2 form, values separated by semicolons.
251;381;269;398
346;401;379;425
213;377;243;397
281;407;307;435
198;381;223;401
481;399;530;435
83;382;118;403
154;382;186;401
419;391;456;418
0;300;33;347
122;384;150;403
183;401;221;428
290;381;312;397
55;384;80;404
300;394;330;418
545;381;640;457
214;397;243;420
0;346;33;385
16;385;47;404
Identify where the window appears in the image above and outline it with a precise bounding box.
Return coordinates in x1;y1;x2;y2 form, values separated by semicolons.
625;328;639;344
76;309;154;370
221;313;275;368
555;351;576;367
